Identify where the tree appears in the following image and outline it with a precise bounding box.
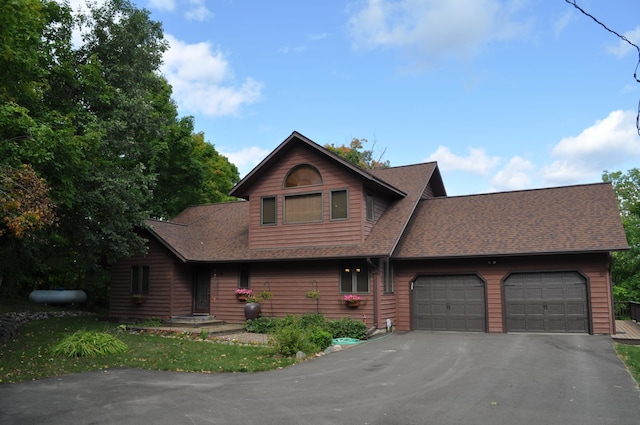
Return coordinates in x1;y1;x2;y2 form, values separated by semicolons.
0;0;239;299
603;169;640;301
325;138;390;170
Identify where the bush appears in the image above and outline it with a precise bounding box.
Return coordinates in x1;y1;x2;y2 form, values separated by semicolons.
50;330;128;357
245;316;280;333
307;326;332;350
274;326;318;356
328;317;367;340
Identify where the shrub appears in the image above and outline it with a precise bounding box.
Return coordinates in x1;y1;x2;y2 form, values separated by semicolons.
274;326;318;356
327;317;367;340
50;330;128;357
298;312;327;330
245;316;280;333
307;326;332;350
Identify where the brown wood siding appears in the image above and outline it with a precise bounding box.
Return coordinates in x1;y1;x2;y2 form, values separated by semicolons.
109;236;191;320
394;253;613;334
246;146;366;249
210;260;373;325
364;194;389;239
422;182;435;199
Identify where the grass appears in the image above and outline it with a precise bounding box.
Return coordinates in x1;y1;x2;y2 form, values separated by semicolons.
0;315;296;384
615;343;640;384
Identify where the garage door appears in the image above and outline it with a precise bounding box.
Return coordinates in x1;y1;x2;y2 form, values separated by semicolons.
412;275;486;332
504;272;588;333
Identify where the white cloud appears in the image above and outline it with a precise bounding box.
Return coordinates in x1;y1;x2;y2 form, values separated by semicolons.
220;146;272;177
185;0;213;21
607;26;640;58
425;146;500;175
347;0;529;63
542;109;640;185
161;34;263;117
148;0;175;12
490;156;533;191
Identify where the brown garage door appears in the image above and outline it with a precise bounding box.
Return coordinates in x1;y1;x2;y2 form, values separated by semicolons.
504;272;589;333
412;274;486;332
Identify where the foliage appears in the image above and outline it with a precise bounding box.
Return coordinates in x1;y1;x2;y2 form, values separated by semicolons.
325;138;390;170
0;315;295;383
305;290;321;301
603;169;640;301
246;313;366;354
244;316;279;333
327;317;367;340
50;330;128;357
246;290;273;303
615;344;640;385
0;0;240;297
0;164;56;238
139;317;163;327
273;326;318;356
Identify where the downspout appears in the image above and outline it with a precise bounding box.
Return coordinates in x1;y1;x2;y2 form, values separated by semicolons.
367;257;378;330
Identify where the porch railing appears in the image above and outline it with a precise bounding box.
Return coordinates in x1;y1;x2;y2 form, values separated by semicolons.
615;301;640;321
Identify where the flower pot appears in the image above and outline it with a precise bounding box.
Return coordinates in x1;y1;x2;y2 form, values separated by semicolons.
132;297;144;305
244;302;261;320
236;294;248;302
347;301;360;308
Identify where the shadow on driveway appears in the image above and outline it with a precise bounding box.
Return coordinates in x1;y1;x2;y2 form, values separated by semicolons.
1;332;639;425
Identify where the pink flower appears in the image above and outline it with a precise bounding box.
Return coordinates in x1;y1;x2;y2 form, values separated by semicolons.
235;288;253;296
343;294;362;302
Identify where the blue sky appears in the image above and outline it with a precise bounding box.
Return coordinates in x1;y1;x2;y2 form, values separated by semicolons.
72;0;640;196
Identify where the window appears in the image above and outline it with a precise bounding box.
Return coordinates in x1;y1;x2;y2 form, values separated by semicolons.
382;260;394;294
261;197;276;225
238;264;250;288
331;190;348;220
340;262;369;293
284;164;322;187
366;193;375;221
284;192;323;223
131;266;149;294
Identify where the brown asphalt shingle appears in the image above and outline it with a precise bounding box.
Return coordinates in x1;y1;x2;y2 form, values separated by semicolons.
393;182;629;258
146;162;439;262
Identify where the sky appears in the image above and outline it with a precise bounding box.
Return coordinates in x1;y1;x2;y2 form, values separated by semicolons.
71;0;640;196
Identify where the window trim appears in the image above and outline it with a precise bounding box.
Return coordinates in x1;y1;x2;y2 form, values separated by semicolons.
340;262;369;294
130;265;150;294
366;193;375;221
261;196;277;226
330;189;348;221
283;191;323;224
238;264;250;289
283;164;323;188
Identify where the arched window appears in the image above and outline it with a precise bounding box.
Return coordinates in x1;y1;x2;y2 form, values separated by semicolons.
284;164;322;188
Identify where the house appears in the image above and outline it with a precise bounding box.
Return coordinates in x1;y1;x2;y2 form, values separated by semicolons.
109;131;629;334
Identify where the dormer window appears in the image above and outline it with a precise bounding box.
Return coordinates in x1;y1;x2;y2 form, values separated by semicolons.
284;164;322;188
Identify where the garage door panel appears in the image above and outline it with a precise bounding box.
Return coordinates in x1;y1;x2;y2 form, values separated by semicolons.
504;272;588;333
412;274;486;332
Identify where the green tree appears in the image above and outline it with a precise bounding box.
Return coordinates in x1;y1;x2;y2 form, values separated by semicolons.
325;138;390;170
603;169;640;301
0;0;239;299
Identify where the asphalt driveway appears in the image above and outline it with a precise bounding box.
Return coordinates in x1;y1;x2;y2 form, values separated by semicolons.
1;332;639;425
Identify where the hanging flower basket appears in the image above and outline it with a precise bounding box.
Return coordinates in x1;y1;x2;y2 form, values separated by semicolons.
131;294;144;305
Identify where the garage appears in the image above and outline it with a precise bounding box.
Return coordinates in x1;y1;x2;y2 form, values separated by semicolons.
411;274;486;332
504;272;589;333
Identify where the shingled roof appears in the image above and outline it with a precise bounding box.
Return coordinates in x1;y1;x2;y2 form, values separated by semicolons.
393;182;629;259
145;161;441;262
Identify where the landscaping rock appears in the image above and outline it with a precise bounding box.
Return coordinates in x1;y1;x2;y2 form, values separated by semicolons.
296;351;307;360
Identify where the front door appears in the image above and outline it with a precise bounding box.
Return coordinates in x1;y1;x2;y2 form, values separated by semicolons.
194;266;210;314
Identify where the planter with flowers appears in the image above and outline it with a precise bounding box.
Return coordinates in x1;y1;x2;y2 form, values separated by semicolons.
235;288;253;302
243;290;273;320
343;294;362;308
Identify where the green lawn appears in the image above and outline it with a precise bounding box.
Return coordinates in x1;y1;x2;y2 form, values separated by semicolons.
0;315;296;384
615;343;640;384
